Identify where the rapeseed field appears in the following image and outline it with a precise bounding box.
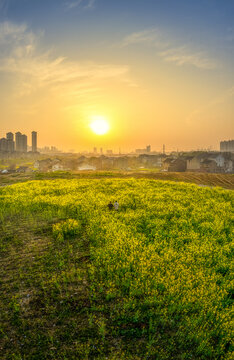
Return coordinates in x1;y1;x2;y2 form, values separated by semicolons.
0;179;233;359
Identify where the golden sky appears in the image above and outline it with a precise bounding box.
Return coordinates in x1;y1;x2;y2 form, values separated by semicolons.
0;0;233;152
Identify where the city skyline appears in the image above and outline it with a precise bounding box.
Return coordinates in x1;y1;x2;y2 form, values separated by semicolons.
0;0;233;151
1;128;233;154
0;130;37;153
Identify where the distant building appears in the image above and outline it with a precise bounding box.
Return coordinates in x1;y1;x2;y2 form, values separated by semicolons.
146;145;151;153
162;157;187;172
138;154;163;168
136;145;151;154
101;156;114;169
15;132;27;152
0;138;8;152
78;164;96;171
32;131;37;152
186;155;202;171
6;132;15;152
35;159;52;171
0;131;36;154
106;149;113;155
220;140;234;152
162;157;174;171
114;156;128;169
21;134;27;152
6;132;14;141
168;158;187;172
200;159;218;173
7;139;15;152
15;132;22;152
52;163;64;172
186;152;233;173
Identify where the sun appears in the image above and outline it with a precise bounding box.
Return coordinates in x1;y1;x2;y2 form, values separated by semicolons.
90;116;110;135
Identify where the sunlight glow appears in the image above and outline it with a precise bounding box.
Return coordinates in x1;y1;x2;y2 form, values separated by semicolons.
90;116;110;135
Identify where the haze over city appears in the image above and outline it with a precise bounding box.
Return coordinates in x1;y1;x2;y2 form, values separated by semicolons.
0;0;233;152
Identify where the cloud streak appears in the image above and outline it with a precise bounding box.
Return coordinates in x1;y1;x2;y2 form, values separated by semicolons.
65;0;95;10
0;21;36;55
122;28;161;47
121;28;218;70
159;46;217;70
0;21;133;100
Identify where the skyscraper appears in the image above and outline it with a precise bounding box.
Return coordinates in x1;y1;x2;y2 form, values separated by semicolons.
15;132;27;152
220;140;234;152
21;134;27;152
6;132;14;141
32;131;37;152
6;132;15;152
15;132;22;152
0;138;8;151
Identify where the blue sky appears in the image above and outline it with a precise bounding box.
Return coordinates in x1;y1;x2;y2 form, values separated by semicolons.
2;0;234;34
0;0;233;151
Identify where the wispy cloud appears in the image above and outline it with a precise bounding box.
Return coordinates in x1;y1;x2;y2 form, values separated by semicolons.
159;46;217;70
0;21;37;55
121;28;169;49
121;28;217;70
65;0;95;10
122;28;161;47
0;21;133;100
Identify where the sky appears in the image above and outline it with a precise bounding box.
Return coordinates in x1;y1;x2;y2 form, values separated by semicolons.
0;0;233;152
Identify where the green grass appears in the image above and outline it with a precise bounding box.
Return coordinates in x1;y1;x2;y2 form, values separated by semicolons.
0;179;233;359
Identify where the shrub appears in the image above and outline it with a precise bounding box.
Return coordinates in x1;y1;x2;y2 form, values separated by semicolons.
52;219;81;241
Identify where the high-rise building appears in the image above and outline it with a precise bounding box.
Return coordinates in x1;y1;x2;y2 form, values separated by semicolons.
21;134;27;152
15;132;27;152
15;132;22;152
6;132;14;141
32;131;37;152
0;138;8;151
7;139;15;152
6;132;15;152
220;140;234;152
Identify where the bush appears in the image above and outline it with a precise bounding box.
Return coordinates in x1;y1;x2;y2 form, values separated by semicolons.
52;219;82;241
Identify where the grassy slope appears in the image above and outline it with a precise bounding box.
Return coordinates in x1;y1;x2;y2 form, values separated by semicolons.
0;179;233;359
